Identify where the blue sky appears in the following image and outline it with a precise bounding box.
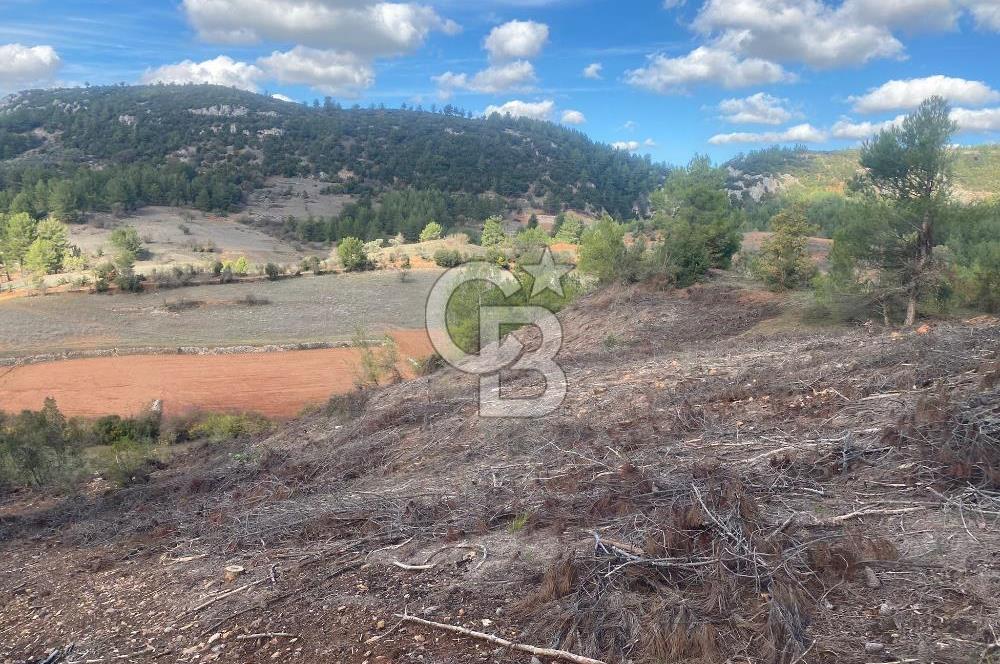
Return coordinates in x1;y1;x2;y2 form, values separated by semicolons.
2;0;999;164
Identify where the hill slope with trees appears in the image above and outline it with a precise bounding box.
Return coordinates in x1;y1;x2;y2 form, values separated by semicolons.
0;84;666;223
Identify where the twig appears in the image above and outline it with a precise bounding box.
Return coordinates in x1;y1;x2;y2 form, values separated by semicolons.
391;560;436;571
235;633;295;641
812;506;924;526
365;619;404;644
183;578;268;615
395;614;608;664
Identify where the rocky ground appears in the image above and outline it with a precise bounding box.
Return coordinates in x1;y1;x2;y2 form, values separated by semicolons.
1;278;998;664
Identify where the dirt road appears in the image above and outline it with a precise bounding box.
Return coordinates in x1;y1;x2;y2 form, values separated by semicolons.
0;329;432;418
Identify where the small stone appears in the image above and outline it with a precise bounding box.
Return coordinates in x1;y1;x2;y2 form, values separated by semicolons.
864;567;881;589
879;602;894;617
865;642;885;654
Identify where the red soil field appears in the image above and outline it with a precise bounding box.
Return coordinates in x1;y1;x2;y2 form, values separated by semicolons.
0;329;432;419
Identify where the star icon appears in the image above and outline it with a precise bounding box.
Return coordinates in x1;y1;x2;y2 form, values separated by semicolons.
523;247;573;298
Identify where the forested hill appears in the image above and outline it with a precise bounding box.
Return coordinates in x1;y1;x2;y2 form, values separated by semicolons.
0;84;666;220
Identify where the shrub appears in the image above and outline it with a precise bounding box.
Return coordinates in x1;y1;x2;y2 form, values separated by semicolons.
751;207;818;291
578;216;629;284
433;248;464;267
419;221;444;242
110;226;144;257
188;413;272;442
264;262;281;280
338;237;369;271
554;214;584;244
227;256;250;276
480;216;506;247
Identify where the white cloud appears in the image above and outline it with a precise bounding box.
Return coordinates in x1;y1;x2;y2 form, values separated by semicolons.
623;120;638;131
582;62;603;79
962;0;1000;30
141;55;263;91
644;138;658;146
259;47;374;96
626;46;792;92
695;0;906;69
181;0;460;57
434;61;536;95
484;20;549;61
612;140;641;151
839;0;960;31
718;92;797;125
0;43;61;92
850;75;1000;113
708;123;827;144
830;115;906;139
483;99;554;121
951;107;1000;133
561;109;586;125
272;93;295;102
663;0;687;7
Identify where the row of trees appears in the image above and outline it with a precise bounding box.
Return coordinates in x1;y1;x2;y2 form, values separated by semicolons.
0;213;72;279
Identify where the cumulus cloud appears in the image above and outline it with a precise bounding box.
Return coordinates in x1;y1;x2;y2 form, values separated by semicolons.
718;92;797;125
951;107;1000;133
612;140;642;151
626;46;792;92
259;47;374;96
839;0;960;31
708;123;827;144
850;75;1000;113
484;20;549;61
182;0;460;57
582;62;603;79
644;138;658;147
830;115;907;139
483;99;555;121
434;61;536;95
561;109;586;125
694;0;904;69
0;43;61;92
141;55;263;91
962;0;1000;30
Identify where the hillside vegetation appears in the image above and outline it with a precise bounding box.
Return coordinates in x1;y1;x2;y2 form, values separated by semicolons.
0;84;666;225
728;144;1000;201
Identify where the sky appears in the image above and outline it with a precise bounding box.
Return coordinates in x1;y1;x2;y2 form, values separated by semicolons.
1;0;999;164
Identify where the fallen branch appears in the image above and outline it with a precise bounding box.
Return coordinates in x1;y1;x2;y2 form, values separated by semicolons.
235;633;295;641
391;560;436;571
812;506;924;526
184;577;268;615
395;614;607;664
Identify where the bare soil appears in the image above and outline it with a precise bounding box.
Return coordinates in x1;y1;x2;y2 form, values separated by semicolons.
0;329;432;419
1;279;998;664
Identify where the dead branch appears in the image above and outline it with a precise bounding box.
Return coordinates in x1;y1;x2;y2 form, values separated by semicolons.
391;560;436;571
183;577;269;615
811;506;924;526
395;614;608;664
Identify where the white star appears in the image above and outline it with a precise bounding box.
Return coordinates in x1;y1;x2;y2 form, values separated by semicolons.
523;247;573;298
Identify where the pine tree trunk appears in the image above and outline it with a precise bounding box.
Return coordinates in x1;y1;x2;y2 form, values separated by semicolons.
905;288;917;327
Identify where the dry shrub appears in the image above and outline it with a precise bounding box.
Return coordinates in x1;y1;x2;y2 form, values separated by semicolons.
891;387;1000;489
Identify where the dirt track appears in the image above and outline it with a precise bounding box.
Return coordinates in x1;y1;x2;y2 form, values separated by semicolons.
0;329;432;418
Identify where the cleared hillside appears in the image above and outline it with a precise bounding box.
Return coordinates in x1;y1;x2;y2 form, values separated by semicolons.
2;280;997;663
